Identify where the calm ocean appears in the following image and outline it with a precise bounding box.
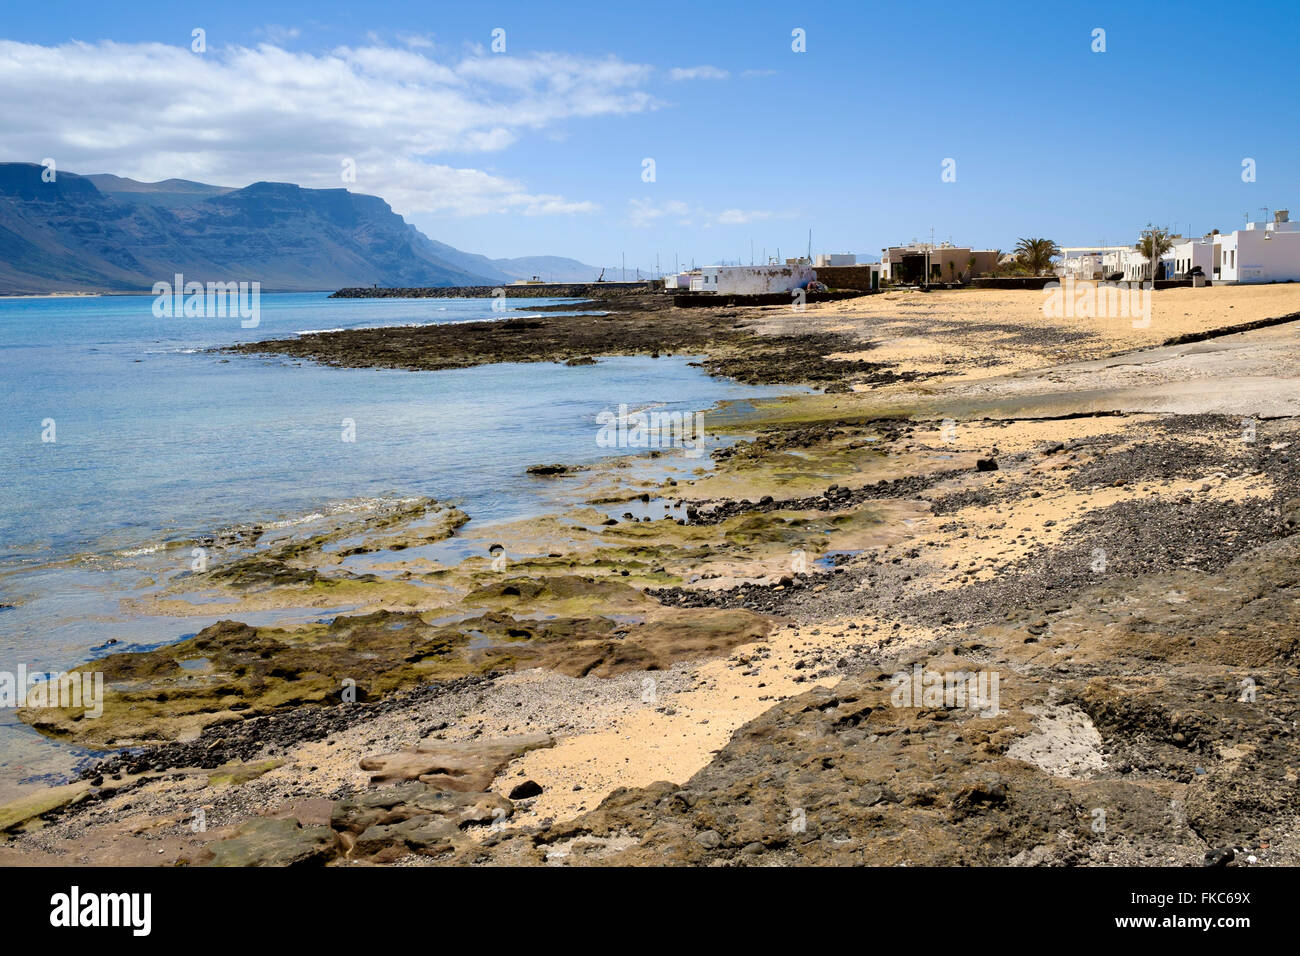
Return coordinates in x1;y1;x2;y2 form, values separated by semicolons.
0;292;787;790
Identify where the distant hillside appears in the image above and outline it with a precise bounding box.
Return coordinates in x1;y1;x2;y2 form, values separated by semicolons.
495;255;607;282
85;174;237;209
417;240;603;284
0;163;601;294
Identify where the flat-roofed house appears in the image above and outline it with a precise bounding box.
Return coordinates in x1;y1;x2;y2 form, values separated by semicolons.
1213;211;1300;283
692;263;815;294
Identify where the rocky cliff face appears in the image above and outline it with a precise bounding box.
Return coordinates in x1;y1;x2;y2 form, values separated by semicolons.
0;163;498;292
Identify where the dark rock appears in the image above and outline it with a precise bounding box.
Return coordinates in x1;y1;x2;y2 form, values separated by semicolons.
509;780;544;800
1204;847;1235;867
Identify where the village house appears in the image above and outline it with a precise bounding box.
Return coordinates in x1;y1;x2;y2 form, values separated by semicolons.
1056;246;1133;280
688;262;815;294
662;271;698;290
1064;210;1300;286
1211;210;1300;283
879;243;999;284
1170;236;1216;280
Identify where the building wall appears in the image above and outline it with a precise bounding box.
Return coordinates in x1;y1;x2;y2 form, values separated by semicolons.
1058;247;1134;280
697;264;815;294
881;246;998;282
1103;250;1130;277
815;264;881;291
1217;228;1300;283
1122;250;1177;282
1172;240;1215;277
1060;254;1103;279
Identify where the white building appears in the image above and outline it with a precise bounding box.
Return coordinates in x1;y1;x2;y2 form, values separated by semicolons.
1213;211;1300;283
1102;249;1132;279
815;253;857;267
690;263;816;294
1057;246;1132;280
1119;241;1182;282
663;271;698;290
1121;251;1173;283
1104;211;1300;285
1170;237;1216;278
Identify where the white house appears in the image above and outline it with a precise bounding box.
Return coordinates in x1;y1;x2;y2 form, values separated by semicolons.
1057;246;1132;280
1213;211;1300;283
1102;249;1132;279
1121;252;1154;282
1109;211;1300;285
1121;245;1180;283
691;263;816;295
1171;237;1216;278
663;271;698;290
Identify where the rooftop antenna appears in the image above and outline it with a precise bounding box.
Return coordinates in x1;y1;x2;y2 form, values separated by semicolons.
807;229;812;262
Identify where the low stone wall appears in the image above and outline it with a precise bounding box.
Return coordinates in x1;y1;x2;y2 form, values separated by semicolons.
971;277;1208;291
672;290;865;308
970;276;1058;290
814;265;879;292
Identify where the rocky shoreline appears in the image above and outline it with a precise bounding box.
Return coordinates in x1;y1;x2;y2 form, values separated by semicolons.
224;294;926;388
5;286;1300;867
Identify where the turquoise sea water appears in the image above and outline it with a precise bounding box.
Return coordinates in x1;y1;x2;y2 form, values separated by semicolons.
0;292;788;789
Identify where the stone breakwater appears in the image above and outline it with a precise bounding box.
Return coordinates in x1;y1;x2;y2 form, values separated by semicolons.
329;282;657;299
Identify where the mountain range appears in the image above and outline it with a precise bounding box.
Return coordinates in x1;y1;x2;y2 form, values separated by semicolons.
0;162;603;293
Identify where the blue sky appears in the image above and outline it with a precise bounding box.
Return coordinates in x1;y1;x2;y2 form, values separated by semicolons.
2;0;1298;271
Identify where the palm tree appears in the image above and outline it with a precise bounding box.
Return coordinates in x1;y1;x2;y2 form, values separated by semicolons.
1137;225;1176;283
1013;238;1061;276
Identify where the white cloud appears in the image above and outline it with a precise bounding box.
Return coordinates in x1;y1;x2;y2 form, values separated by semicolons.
714;208;772;225
626;197;691;227
256;25;302;45
626;199;780;230
398;33;436;49
668;65;729;81
0;39;656;216
380;159;599;216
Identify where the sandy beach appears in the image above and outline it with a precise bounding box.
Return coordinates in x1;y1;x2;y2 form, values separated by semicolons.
4;284;1299;867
